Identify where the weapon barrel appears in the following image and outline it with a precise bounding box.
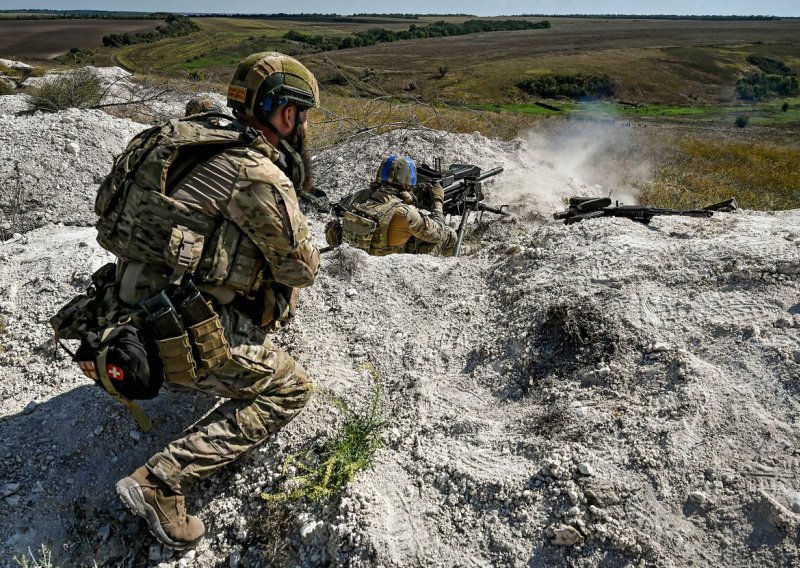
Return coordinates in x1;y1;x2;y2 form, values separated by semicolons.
476;166;504;182
442;166;504;204
608;206;713;218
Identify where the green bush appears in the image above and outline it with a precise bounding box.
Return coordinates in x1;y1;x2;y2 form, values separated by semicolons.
734;115;749;128
736;72;799;100
517;73;616;100
262;363;385;502
0;80;14;96
284;18;550;50
782;101;790;112
102;14;198;47
26;68;103;112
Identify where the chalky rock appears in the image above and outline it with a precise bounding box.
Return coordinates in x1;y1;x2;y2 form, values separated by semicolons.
552;525;584;546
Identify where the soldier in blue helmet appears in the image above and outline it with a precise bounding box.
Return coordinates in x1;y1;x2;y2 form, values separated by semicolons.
325;155;469;256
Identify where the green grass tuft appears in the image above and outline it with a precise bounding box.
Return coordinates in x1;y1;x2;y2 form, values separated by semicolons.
262;363;385;502
26;67;103;112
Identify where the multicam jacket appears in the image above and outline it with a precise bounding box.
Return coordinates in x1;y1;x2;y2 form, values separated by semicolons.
95;114;319;325
341;188;455;256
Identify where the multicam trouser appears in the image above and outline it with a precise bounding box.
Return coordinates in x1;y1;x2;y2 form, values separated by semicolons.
145;304;312;494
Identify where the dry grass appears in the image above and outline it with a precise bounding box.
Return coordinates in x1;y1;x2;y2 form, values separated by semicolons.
25;68;103;112
310;93;539;150
641;138;800;210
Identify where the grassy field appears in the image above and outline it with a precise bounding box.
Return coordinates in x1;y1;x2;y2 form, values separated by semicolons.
475;97;800;128
641;136;800;210
1;14;798;210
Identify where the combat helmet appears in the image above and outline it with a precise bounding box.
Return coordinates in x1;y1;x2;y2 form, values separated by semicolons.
185;94;226;116
227;52;319;125
376;155;417;189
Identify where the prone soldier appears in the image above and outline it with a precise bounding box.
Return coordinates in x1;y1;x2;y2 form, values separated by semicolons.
325;155;471;256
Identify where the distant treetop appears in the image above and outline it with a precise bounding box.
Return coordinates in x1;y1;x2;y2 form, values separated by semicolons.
510;14;782;20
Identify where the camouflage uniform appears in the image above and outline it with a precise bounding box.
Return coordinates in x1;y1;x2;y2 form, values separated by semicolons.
114;129;318;494
147;304;311;493
339;187;458;257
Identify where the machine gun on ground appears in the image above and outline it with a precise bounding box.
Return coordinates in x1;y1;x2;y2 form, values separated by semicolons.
415;159;508;256
553;197;738;225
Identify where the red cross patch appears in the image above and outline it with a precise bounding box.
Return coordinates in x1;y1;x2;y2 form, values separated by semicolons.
106;364;125;381
78;361;98;380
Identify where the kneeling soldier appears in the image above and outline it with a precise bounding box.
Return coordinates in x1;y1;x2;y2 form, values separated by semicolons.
94;52;320;549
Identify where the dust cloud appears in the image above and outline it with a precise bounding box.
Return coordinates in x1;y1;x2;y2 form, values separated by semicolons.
523;118;658;206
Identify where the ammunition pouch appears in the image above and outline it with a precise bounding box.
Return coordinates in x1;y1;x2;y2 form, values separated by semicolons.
172;279;231;371
155;333;196;385
188;315;231;371
341;210;377;252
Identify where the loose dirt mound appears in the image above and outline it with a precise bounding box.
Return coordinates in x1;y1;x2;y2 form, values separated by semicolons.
1;80;799;568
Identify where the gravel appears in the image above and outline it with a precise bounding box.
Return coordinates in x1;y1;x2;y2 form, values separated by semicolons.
1;64;799;568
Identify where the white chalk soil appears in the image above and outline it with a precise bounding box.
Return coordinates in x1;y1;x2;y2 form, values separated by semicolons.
1;69;800;567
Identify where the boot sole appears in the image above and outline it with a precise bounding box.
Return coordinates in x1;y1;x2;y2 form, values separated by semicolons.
116;477;201;551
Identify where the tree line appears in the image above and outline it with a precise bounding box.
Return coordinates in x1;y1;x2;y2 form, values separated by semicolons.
285;19;551;51
102;14;199;47
0;10;173;20
510;14;781;20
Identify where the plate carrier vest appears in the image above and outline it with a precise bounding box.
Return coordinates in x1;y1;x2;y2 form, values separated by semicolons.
95;114;267;296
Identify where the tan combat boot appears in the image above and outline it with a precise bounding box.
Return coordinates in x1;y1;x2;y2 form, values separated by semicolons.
116;466;205;549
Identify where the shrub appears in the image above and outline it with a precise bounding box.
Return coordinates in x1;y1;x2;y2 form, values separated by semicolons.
517;73;616;100
734;115;749;128
736;72;800;100
746;54;791;75
438;65;448;78
0;80;14;96
261;363;385;502
26;68;103;112
187;69;206;81
782;101;790;112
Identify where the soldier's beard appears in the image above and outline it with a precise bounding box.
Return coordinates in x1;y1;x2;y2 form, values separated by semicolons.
300;146;314;191
291;124;314;191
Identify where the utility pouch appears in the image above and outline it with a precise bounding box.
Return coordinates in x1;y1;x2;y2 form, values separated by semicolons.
342;210;377;252
258;283;297;331
172;279;231;371
165;225;204;285
187;315;231;371
155;333;196;385
140;289;196;384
